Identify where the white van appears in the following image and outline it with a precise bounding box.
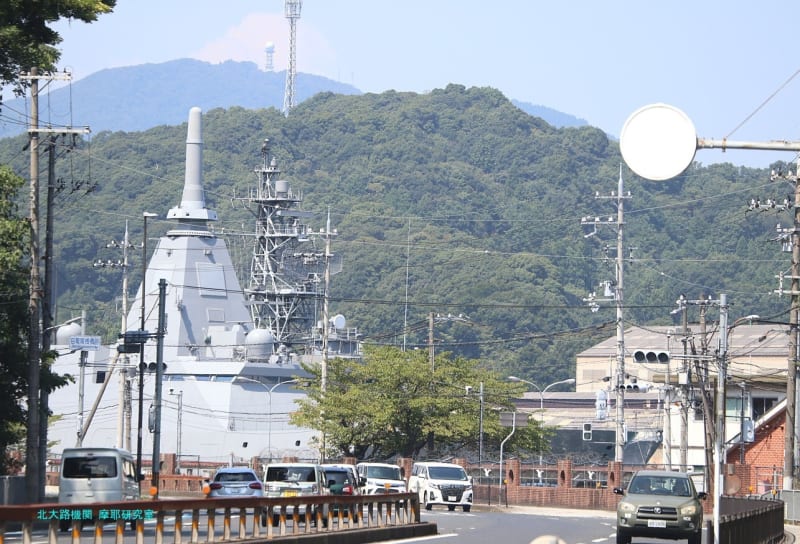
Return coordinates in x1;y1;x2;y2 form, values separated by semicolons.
408;461;472;512
356;462;407;495
58;448;141;530
262;462;328;526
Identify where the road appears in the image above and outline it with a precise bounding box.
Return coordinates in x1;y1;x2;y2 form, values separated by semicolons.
10;504;797;544
415;505;710;544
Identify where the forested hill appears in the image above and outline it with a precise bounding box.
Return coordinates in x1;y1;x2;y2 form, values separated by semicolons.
0;59;361;138
0;59;587;139
0;84;789;384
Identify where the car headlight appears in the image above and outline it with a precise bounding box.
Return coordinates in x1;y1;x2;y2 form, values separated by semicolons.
680;503;699;516
618;501;635;513
464;484;472;491
428;482;440;489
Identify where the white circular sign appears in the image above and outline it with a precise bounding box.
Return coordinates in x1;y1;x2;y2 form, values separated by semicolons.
620;103;697;181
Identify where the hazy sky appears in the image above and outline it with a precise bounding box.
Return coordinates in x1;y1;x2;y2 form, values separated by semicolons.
53;1;800;168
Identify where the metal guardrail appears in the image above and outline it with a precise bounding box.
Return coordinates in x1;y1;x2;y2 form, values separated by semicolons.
715;496;785;544
0;493;422;543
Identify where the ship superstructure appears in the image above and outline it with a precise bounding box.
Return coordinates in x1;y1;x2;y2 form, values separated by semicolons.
46;107;363;465
239;141;327;353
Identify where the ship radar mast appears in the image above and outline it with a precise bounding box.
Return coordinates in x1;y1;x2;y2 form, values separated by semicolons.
240;139;327;352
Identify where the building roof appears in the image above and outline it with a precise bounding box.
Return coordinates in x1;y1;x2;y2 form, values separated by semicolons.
576;323;792;389
577;323;791;359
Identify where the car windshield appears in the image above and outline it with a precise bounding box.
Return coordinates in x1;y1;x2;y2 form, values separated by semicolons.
325;471;352;485
365;466;401;479
266;466;317;482
629;475;691;496
216;471;257;483
428;466;468;480
63;457;117;479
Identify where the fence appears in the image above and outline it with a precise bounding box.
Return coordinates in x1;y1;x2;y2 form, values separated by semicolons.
0;492;431;544
717;496;785;544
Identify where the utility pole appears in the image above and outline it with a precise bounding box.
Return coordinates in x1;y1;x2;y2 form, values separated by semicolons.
20;67;88;502
698;300;714;492
319;208;335;463
672;294;717;489
581;165;631;463
150;279;167;498
137;212;157;479
760;162;800;489
24;66;42;504
680;302;689;471
428;312;435;372
320;208;335;393
427;313;470;375
713;294;729;544
40;134;56;496
94;222;135;449
619;102;800;495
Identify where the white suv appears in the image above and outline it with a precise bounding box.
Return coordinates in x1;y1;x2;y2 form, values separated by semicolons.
356;462;407;495
408;461;472;512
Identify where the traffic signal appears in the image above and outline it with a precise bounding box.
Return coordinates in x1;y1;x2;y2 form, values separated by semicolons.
118;329;150;353
633;350;669;364
582;423;592;441
138;362;167;373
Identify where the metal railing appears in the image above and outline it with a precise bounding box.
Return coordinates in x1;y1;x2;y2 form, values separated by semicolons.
0;493;422;543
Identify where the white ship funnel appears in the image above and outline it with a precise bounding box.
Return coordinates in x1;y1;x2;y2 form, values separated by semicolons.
167;107;218;222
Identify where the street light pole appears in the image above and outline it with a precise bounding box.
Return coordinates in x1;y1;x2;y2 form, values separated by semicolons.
268;379;300;461
478;382;484;478
508;376;576;465
169;390;183;472
234;377;300;462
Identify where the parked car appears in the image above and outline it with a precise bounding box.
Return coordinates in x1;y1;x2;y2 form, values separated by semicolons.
205;467;263;498
322;464;360;521
408;461;472;512
322;464;360;496
613;469;706;544
356;462;407;495
262;462;328;526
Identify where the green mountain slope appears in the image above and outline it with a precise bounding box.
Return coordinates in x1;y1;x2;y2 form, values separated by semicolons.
0;84;789;385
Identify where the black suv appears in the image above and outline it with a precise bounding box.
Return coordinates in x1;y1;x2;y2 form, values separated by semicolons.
613;470;706;544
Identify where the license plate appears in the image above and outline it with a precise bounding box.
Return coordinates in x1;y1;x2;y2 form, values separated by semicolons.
448;495;457;501
648;520;667;528
282;490;298;497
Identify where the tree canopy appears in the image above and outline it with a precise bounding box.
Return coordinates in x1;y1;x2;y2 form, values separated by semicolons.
290;345;550;461
0;0;115;93
0;165;30;473
0;0;115;475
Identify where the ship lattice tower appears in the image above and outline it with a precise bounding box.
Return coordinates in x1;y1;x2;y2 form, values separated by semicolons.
240;139;326;350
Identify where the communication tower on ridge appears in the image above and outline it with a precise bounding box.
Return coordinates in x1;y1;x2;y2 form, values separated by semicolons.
264;42;275;72
283;0;302;115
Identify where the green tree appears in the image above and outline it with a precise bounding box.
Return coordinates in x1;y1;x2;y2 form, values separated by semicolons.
0;0;116;93
0;165;30;474
290;345;550;461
